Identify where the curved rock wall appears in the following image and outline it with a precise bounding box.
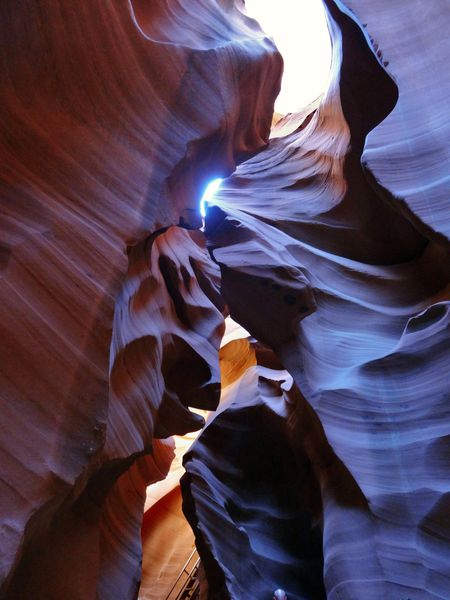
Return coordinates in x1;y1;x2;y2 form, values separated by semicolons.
181;361;326;600
198;1;450;598
340;0;450;239
1;0;449;598
0;1;281;597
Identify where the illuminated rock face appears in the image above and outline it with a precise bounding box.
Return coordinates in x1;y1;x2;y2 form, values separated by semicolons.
181;362;327;600
0;2;280;597
1;1;449;600
189;1;449;598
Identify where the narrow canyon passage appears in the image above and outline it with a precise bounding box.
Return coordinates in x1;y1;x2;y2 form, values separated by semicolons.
0;1;449;600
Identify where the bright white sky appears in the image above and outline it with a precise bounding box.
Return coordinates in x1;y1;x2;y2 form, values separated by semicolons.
245;0;332;114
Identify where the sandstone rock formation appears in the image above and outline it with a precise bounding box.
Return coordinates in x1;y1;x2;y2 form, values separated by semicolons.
188;1;449;598
1;0;449;599
0;2;280;595
181;359;327;600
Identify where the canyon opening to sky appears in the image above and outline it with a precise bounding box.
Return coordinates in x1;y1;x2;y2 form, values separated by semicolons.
0;1;449;599
245;0;332;114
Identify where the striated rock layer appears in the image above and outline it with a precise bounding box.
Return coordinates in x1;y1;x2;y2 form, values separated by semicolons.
0;0;283;595
1;0;450;598
182;359;327;600
194;1;450;598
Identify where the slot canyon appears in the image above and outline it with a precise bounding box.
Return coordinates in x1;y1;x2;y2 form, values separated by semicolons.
1;1;449;599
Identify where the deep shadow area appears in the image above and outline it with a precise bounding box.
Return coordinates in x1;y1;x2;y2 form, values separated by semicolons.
181;399;326;600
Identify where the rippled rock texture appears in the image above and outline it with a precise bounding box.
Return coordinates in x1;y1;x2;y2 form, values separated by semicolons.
1;0;449;599
0;1;280;594
192;1;449;598
181;361;327;600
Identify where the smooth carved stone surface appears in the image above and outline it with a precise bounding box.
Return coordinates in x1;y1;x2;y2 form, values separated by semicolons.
3;439;175;600
97;440;176;600
98;226;226;598
340;0;450;240
0;0;281;594
2;224;227;599
181;364;326;600
202;1;450;598
207;212;317;348
181;342;388;600
108;226;225;454
0;225;227;599
2;0;450;597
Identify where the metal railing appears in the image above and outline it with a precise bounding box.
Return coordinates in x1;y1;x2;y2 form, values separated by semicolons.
165;548;201;600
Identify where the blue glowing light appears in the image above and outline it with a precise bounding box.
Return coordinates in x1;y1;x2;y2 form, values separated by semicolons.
200;178;223;218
